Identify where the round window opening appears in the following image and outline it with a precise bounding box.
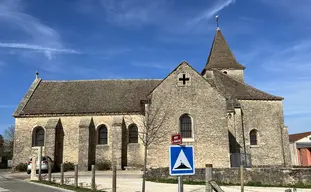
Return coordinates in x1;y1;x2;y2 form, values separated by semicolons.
223;71;227;74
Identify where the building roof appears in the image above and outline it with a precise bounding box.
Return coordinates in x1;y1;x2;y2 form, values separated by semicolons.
13;79;161;117
289;131;311;143
203;28;245;72
207;70;283;101
13;65;283;117
13;27;284;117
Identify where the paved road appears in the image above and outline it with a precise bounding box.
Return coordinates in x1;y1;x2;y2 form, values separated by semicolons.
4;170;142;181
0;171;69;192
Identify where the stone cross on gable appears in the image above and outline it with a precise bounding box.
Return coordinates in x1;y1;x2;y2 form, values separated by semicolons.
179;74;190;85
177;73;191;86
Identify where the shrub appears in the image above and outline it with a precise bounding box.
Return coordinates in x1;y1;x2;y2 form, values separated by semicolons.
95;160;111;170
0;163;7;169
63;161;75;172
246;181;263;186
15;162;27;172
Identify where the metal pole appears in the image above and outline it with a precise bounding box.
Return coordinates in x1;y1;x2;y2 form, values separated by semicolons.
74;164;78;188
178;176;183;192
240;164;244;192
60;163;64;185
112;164;117;192
91;165;95;190
205;164;213;192
38;146;42;181
48;160;52;183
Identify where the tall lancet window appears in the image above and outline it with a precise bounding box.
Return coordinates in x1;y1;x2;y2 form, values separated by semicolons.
33;126;45;147
98;125;108;145
250;129;258;145
180;114;192;138
128;124;138;143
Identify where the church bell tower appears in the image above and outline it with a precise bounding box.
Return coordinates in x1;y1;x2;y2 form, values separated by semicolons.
201;15;246;83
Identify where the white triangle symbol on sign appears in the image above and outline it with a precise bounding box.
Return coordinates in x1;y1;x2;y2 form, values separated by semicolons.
173;149;192;171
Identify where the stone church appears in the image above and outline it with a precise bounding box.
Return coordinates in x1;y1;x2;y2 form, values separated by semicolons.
12;26;291;171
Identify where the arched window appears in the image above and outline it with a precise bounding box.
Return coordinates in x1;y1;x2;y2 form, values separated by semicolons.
33;127;45;147
250;129;258;145
129;124;138;143
180;114;192;138
98;125;108;145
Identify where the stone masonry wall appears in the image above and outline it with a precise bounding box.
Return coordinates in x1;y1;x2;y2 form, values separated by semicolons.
123;115;145;168
240;100;291;166
146;167;311;185
127;143;144;167
220;69;244;83
147;62;230;168
13;115;145;170
282;126;292;166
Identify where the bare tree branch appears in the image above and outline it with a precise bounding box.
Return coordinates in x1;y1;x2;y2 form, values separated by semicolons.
3;125;15;159
127;88;173;192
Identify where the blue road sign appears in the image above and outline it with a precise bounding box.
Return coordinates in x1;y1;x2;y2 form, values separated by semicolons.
169;145;195;176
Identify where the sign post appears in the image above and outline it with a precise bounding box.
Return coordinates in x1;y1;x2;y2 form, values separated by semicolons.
170;134;195;192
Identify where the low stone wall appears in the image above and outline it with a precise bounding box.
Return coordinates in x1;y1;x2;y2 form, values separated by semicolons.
146;167;311;185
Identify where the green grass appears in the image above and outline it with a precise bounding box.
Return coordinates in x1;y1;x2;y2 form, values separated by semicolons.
31;180;107;192
146;178;311;188
146;178;205;185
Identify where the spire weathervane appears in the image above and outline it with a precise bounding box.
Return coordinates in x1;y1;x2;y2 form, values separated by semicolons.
36;71;39;79
215;15;219;29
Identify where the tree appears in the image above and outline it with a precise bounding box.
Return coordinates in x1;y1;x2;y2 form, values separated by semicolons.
0;134;3;147
130;96;170;192
0;134;4;157
3;125;15;159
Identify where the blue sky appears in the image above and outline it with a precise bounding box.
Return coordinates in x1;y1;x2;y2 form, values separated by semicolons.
0;0;310;135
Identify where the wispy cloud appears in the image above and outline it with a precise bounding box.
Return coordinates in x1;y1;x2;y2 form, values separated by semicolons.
237;37;311;132
190;0;236;24
0;0;77;61
261;40;311;73
0;105;16;108
260;0;311;20
78;0;236;35
100;0;169;27
0;43;80;59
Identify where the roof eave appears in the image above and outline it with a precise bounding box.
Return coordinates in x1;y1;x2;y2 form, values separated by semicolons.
12;78;42;117
14;111;145;117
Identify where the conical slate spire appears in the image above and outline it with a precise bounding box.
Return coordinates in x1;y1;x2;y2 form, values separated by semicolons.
203;28;245;71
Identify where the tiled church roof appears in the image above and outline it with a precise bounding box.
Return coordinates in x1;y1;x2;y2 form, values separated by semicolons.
13;79;161;116
208;70;283;101
202;28;245;74
13;27;283;117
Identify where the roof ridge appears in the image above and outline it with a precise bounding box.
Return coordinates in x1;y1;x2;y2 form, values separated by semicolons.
289;131;311;142
42;79;163;82
289;131;311;136
213;70;283;100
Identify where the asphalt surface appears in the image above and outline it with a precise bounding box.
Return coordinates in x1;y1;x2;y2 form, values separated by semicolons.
5;170;142;181
0;170;68;192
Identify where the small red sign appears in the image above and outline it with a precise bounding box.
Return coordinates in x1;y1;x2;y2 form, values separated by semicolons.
171;133;182;145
